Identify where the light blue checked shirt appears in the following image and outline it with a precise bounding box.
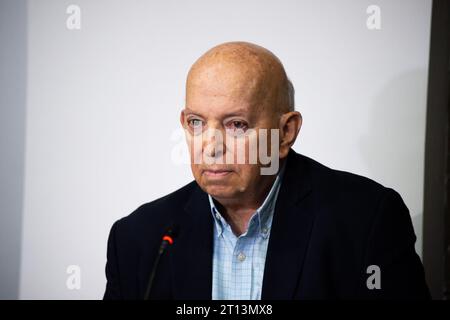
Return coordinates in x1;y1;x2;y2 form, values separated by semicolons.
208;166;285;300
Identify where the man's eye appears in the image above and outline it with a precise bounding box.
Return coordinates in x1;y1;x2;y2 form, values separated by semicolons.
227;120;248;131
226;120;248;136
188;119;203;129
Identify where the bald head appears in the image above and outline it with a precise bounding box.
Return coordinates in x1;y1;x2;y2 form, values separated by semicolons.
186;42;294;115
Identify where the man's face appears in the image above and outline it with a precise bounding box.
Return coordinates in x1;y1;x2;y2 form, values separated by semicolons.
181;71;279;202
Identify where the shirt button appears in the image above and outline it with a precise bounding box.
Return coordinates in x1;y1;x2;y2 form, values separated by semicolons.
262;227;268;234
237;252;246;262
215;213;221;220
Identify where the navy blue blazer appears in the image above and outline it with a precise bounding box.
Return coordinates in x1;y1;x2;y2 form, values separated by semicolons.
103;150;430;299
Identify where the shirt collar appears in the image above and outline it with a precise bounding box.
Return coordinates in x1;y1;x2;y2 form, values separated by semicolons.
208;161;286;239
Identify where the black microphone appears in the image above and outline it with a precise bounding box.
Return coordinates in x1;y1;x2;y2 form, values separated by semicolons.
144;224;179;300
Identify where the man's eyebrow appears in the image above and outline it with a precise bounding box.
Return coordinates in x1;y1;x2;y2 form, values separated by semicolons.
183;108;202;116
223;111;250;118
184;108;251;118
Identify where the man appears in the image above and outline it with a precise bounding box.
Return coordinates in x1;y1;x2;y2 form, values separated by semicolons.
103;42;430;299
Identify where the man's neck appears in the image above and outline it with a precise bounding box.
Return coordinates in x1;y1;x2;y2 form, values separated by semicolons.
214;175;277;236
215;203;259;236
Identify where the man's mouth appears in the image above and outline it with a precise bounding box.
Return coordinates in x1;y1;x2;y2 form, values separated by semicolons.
203;169;233;177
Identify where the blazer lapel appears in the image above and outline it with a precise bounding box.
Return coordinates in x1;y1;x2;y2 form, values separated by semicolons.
171;185;214;299
262;150;316;299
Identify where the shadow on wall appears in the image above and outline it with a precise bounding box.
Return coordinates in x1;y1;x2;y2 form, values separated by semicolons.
0;0;27;299
358;69;428;258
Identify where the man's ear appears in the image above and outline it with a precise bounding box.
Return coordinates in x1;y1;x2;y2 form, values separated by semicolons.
279;111;302;158
180;109;186;128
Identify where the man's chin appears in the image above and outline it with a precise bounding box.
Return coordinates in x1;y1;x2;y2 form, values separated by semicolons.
202;185;241;200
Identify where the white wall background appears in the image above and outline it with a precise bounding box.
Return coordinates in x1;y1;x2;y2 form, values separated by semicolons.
17;0;432;299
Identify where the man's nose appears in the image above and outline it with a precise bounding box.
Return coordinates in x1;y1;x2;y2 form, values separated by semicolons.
203;127;225;159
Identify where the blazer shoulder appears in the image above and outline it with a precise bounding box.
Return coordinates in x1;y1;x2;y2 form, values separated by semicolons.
298;152;388;197
293;152;400;228
113;180;200;236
